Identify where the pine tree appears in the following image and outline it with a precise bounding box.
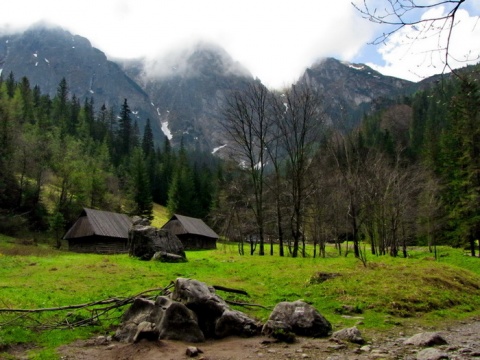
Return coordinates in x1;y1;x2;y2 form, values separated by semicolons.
439;77;480;255
128;148;153;219
52;78;70;134
18;77;34;124
142;118;155;158
5;72;15;98
117;98;132;159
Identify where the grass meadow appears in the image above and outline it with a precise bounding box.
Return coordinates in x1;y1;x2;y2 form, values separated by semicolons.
1;233;480;359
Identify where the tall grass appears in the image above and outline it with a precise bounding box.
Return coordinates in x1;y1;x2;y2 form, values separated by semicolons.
1;235;480;359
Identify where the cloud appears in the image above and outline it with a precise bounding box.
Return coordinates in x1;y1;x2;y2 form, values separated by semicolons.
367;7;480;80
0;0;377;89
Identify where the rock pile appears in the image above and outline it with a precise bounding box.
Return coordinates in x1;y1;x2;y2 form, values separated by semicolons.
114;278;333;345
128;220;186;262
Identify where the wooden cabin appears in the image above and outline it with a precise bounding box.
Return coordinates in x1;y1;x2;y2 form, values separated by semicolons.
63;208;132;254
161;214;218;250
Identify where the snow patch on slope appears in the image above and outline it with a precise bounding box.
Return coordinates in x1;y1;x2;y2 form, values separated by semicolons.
212;144;227;154
161;121;173;140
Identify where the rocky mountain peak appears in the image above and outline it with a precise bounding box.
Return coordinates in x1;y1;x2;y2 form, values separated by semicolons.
0;24;163;141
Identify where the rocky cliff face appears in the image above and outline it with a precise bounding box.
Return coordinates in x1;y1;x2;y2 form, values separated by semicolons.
299;58;413;128
0;25;419;151
121;43;254;152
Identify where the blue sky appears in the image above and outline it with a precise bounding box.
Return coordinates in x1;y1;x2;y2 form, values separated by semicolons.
1;0;479;88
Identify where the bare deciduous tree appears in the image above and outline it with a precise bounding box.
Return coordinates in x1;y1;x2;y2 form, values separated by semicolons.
353;0;476;75
278;85;325;257
222;82;276;255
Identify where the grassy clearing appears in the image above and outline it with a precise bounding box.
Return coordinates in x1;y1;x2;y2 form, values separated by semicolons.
150;203;169;228
1;235;480;359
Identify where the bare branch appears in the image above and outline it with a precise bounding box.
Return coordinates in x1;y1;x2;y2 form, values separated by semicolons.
353;0;471;76
0;284;174;330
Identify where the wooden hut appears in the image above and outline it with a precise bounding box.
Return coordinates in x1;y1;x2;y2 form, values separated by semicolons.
161;214;218;250
63;208;132;254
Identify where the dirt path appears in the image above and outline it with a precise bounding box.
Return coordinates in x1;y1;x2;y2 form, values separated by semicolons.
56;318;480;360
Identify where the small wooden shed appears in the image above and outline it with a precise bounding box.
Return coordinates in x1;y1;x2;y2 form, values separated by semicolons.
63;208;132;254
161;214;218;250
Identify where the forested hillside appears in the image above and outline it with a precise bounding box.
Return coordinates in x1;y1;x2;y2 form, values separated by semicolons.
213;66;480;258
0;63;479;258
0;73;220;239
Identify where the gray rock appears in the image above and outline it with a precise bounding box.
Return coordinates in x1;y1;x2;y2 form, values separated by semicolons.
360;345;371;352
172;278;261;338
215;309;260;338
114;298;156;342
129;225;186;261
133;321;159;343
404;332;448;347
331;326;365;344
115;295;204;343
186;346;203;357
152;251;187;263
262;300;332;338
416;347;449;360
131;216;150;226
153;297;205;343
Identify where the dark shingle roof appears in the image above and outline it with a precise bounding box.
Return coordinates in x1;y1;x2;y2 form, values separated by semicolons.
63;208;132;239
164;214;218;239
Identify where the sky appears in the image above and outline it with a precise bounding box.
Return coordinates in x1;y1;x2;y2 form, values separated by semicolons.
1;0;479;88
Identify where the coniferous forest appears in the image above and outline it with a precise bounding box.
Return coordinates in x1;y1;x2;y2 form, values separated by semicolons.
0;73;221;239
0;65;479;258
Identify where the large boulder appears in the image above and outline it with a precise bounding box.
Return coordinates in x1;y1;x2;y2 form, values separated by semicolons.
262;300;332;338
115;278;261;343
114;296;205;343
129;225;186;261
114;297;157;343
152;296;205;342
172;278;261;338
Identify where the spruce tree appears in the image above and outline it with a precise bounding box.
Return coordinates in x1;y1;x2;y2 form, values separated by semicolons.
439;77;480;255
142;118;155;158
117;98;132;160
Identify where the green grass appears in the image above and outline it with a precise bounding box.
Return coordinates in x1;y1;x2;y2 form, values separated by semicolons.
151;203;169;228
1;235;480;359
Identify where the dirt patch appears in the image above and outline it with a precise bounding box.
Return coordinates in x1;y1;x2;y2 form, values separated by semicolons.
2;318;479;359
56;318;480;360
58;336;341;360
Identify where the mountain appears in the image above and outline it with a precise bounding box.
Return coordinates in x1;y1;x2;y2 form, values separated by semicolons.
298;58;413;128
0;24;163;141
120;42;254;152
1;25;425;152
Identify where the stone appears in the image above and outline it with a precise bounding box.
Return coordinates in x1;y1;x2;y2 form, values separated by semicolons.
115;295;204;343
360;345;371;352
114;298;157;342
186;346;203;357
153;297;205;343
331;326;365;345
129;225;186;261
131;216;150;226
152;251;187;263
416;347;449;360
171;278;261;339
133;321;159;343
262;300;332;338
404;332;448;347
215;309;261;338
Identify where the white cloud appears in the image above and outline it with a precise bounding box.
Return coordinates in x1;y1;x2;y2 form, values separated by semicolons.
0;0;376;88
367;7;480;80
1;0;477;86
